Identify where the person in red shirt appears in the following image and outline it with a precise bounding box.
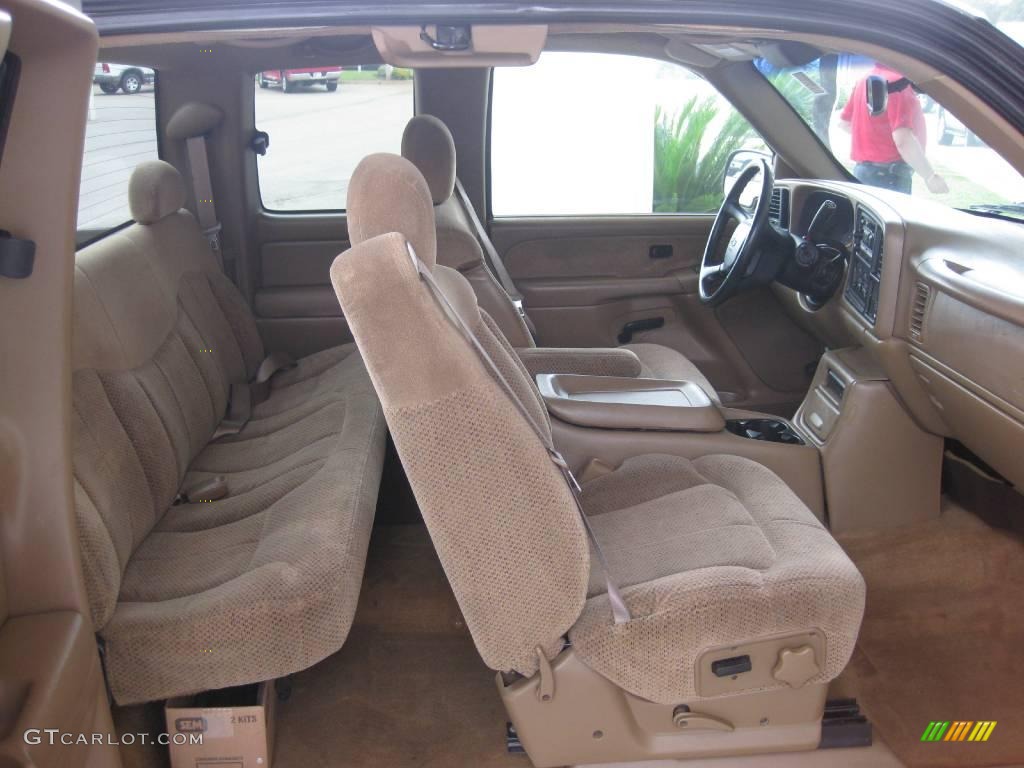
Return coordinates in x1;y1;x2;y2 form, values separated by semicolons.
839;64;949;195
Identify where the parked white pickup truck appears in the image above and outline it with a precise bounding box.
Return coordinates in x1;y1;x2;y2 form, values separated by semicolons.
93;62;155;94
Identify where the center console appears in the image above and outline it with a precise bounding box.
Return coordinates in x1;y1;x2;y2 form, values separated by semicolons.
725;418;805;445
793;348;942;532
537;348;942;534
537;373;827;520
536;374;725;433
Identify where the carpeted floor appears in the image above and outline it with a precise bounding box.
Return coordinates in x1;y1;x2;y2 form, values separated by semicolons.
836;501;1024;768
272;524;523;768
115;500;1024;768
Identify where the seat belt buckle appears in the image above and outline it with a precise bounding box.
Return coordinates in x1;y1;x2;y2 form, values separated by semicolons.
202;222;223;252
511;296;527;319
174;475;228;505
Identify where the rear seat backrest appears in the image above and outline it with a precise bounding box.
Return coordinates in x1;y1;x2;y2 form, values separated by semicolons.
72;160;264;630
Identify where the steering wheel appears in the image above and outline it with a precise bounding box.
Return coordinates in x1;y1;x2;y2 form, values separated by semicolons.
699;159;775;306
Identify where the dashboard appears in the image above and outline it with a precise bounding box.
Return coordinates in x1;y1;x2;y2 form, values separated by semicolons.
844;208;884;324
772;180;1024;489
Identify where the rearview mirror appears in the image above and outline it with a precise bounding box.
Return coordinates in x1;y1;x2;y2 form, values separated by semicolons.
723;149;773;200
866;75;889;117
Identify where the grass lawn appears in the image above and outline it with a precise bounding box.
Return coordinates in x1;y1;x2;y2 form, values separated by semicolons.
912;162;1010;208
339;70;380;82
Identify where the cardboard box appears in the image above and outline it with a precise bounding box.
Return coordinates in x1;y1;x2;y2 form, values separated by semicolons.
165;681;276;768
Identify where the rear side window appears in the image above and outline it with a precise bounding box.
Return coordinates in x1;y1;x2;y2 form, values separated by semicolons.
254;65;415;211
78;62;158;242
491;53;768;217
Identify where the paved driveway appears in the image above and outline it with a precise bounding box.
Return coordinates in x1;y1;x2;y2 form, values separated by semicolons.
79;80;413;231
255;80;413;210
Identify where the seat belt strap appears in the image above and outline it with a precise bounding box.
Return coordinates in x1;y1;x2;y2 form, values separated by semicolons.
185;135;224;270
453;179;528;312
212;381;251;441
212;352;297;440
254;351;296;385
408;243;631;625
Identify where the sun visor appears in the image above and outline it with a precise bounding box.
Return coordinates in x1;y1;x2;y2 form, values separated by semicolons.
372;25;546;68
756;40;822;69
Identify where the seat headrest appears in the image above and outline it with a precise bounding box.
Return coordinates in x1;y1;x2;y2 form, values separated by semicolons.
401;115;456;205
347;153;437;269
129;160;186;224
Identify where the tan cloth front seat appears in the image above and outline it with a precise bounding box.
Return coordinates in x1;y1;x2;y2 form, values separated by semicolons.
400;114;720;402
330;154;865;717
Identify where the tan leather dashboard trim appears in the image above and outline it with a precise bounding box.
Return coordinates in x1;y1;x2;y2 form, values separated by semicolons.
917;254;1024;328
909;354;1024;488
909;347;1024;426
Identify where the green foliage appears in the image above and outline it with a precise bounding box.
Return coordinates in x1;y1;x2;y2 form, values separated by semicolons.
376;66;414;80
652;97;756;213
769;72;816;124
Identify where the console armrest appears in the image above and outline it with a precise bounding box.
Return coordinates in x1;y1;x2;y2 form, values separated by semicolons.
516;347;643;379
536;373;725;432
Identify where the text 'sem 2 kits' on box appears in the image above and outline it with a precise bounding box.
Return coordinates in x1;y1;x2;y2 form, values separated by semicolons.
165;680;276;768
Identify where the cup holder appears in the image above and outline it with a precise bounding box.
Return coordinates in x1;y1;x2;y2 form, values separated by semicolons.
725;418;805;445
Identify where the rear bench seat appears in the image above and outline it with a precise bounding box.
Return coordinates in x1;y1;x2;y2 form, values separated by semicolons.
71;160;386;705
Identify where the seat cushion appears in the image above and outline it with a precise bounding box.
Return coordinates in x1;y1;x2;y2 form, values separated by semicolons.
103;347;386;705
620;342;720;404
570;454;865;704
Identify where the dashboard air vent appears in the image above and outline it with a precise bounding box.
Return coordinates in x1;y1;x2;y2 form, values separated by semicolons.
768;188;789;228
910;282;930;342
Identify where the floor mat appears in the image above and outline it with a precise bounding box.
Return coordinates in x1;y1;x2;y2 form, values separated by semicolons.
272;524;524;768
837;503;1024;768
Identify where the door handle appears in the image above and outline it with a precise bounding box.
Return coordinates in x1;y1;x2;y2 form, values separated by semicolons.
649;244;673;260
617;317;664;344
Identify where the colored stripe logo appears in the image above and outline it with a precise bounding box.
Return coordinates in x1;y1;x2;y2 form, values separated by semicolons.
921;721;997;742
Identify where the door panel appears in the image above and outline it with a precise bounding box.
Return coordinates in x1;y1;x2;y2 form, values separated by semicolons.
251;213;351;359
490;215;822;412
0;1;121;765
261;239;347;287
500;217;707;280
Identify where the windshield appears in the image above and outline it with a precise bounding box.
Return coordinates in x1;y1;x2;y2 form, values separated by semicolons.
758;17;1024;220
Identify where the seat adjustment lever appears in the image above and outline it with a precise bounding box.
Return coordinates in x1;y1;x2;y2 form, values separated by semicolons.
672;706;734;732
535;646;554;703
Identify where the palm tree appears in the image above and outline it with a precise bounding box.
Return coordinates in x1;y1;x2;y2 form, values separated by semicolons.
653;98;756;213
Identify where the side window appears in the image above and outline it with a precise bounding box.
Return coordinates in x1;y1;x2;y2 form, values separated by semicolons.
254;65;415;211
491;53;768;217
78;62;159;243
